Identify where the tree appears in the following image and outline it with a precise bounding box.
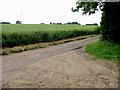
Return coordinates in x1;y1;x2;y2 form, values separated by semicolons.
72;1;120;42
0;22;10;24
16;21;22;24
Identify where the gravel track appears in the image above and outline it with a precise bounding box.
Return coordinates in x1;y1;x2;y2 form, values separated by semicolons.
2;36;118;88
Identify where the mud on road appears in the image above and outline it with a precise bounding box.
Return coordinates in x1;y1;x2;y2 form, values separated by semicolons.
2;48;118;88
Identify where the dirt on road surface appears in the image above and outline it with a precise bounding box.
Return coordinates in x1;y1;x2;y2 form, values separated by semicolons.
2;36;118;88
0;37;118;88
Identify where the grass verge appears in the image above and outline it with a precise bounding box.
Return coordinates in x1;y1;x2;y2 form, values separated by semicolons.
1;35;97;55
85;40;120;63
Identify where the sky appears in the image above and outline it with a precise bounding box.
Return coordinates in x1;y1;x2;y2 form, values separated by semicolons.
0;0;102;25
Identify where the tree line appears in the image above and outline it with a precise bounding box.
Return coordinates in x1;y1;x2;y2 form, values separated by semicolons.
0;21;22;24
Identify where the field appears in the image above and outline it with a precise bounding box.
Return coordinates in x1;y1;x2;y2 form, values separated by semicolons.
1;24;100;47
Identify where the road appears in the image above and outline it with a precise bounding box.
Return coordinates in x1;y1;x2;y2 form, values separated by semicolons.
2;36;118;88
2;36;99;73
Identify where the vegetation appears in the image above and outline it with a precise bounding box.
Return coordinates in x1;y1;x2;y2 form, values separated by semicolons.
85;40;120;62
0;22;10;24
66;22;80;25
2;35;95;55
101;2;120;42
72;1;120;42
86;23;98;26
16;21;22;24
2;24;100;47
72;1;120;62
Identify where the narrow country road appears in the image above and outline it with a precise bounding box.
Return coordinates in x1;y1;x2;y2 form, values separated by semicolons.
2;36;118;88
2;36;99;73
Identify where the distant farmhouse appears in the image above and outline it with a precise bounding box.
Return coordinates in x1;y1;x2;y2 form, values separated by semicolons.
0;22;11;24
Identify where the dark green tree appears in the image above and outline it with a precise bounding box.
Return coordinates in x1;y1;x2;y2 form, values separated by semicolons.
16;21;22;24
72;1;120;42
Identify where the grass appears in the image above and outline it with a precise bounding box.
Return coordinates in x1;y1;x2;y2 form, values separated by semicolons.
1;24;100;47
2;24;99;34
1;35;96;55
85;40;120;63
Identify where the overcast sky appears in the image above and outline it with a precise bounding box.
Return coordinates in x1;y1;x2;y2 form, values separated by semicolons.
0;0;102;25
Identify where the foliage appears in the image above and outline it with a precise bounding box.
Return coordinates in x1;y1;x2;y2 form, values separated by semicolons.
0;22;11;24
72;1;120;42
16;21;22;24
2;24;100;47
72;1;104;15
101;2;120;42
2;35;94;55
86;23;98;26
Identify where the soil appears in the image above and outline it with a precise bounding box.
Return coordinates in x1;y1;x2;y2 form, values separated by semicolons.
2;48;118;88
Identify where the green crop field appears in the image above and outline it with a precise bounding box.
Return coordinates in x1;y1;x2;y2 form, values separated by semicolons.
1;24;100;47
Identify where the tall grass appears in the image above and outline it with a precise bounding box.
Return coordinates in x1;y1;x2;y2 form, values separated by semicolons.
2;24;100;47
